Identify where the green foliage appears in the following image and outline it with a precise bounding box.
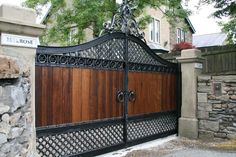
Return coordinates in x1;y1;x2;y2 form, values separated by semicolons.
24;0;189;46
203;0;236;44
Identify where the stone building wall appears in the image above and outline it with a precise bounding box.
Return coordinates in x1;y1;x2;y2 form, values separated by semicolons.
197;75;236;139
0;55;36;157
169;19;193;51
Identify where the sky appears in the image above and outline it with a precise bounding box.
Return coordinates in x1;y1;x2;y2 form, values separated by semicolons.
0;0;227;36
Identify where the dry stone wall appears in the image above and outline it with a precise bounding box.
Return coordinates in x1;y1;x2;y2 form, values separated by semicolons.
197;75;236;139
0;55;35;157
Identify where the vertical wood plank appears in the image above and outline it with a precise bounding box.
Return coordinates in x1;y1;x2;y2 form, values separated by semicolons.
62;68;72;123
52;67;63;125
89;69;98;120
81;69;91;121
97;70;104;119
72;68;82;123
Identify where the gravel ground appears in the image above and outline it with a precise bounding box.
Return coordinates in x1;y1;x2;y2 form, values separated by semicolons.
123;138;236;157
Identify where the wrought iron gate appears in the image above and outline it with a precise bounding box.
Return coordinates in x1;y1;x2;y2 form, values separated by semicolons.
35;2;181;157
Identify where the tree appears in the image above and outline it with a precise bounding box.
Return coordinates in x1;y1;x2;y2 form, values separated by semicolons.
24;0;190;46
202;0;236;43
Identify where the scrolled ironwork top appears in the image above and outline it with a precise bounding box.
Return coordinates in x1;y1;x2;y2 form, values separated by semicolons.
100;0;145;41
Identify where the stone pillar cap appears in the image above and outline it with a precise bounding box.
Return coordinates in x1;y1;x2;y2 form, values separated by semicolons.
0;4;45;36
176;49;205;63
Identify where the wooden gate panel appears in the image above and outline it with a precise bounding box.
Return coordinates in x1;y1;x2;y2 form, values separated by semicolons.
36;66;124;127
128;72;177;116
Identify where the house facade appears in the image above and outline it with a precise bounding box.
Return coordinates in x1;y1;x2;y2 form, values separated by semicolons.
143;6;195;53
43;1;195;52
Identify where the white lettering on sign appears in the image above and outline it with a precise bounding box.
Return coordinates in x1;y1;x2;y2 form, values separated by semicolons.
194;63;203;69
1;33;39;48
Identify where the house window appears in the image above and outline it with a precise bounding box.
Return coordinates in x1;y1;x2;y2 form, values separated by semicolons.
177;28;185;43
69;27;77;44
149;18;160;43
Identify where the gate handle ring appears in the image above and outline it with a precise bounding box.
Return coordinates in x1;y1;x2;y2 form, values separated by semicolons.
116;91;124;103
129;91;136;102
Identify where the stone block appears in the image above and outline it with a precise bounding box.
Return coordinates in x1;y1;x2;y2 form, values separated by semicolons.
0;86;3;96
213;75;236;82
0;122;11;134
223;87;231;92
0;103;10;115
228;103;236;109
218;95;230;102
5;86;26;113
179;117;198;139
198;93;208;103
198;102;212;111
1;113;10;123
0;55;20;79
0;4;36;23
208;95;216;100
199;130;214;140
226;127;236;132
231;95;236;100
208;100;222;104
0;133;7;145
10;112;21;126
8;127;24;139
181;49;202;58
213;104;222;109
198;75;211;82
198;83;206;86
227;134;236;139
199;120;219;132
222;104;228;108
0;152;6;157
198;85;212;93
214;132;227;138
198;110;209;119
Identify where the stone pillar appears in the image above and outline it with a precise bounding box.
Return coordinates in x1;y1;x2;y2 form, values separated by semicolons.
176;49;204;139
0;4;44;156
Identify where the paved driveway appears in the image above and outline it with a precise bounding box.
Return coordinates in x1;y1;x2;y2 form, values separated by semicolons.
162;149;235;157
99;135;236;157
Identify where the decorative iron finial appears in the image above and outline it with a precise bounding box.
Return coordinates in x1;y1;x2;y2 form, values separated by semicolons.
100;0;145;40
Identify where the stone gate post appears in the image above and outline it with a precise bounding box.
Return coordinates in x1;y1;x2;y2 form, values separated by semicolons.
176;49;204;139
0;4;44;156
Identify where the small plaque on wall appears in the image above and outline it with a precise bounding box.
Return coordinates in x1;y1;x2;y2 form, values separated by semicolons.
213;82;222;97
194;63;203;69
1;33;39;48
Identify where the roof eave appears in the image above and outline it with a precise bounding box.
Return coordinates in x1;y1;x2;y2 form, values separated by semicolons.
185;17;196;34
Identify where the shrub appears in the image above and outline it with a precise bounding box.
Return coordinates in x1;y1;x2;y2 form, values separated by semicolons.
172;42;195;52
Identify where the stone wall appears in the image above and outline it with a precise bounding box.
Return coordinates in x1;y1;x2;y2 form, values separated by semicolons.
197;75;236;139
0;55;36;157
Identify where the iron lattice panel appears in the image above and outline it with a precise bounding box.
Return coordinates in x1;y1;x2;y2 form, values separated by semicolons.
79;38;124;60
36;123;123;157
128;40;164;66
36;38;125;61
127;111;177;141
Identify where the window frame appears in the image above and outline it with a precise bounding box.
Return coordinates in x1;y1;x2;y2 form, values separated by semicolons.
176;28;185;43
149;18;160;44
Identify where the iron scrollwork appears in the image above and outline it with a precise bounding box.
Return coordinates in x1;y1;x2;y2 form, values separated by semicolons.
101;0;145;41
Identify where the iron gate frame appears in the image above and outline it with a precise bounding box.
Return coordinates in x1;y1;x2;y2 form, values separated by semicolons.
35;32;181;157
